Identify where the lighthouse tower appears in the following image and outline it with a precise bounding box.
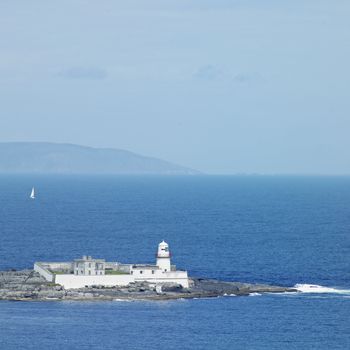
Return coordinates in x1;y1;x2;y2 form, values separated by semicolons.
156;240;171;272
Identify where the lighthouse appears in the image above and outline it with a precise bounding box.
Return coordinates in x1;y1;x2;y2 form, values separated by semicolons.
156;240;171;272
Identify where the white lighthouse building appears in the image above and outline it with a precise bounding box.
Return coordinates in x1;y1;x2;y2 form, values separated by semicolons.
156;240;171;272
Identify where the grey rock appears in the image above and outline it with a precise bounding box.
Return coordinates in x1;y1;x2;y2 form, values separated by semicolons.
159;283;183;292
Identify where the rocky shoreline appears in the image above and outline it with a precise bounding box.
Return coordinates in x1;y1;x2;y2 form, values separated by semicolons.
0;270;297;301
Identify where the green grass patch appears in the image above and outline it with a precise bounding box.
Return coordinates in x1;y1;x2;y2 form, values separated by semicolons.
105;270;129;275
50;270;71;275
47;282;61;287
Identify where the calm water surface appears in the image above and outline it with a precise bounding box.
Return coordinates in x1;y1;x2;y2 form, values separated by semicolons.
0;176;349;349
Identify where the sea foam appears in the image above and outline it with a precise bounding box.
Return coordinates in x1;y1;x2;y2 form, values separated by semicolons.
294;284;350;294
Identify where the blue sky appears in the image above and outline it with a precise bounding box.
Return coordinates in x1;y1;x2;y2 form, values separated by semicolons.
0;0;349;174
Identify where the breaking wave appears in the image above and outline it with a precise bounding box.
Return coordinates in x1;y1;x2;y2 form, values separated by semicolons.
294;284;350;295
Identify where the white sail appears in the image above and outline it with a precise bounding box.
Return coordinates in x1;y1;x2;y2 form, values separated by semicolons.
30;187;35;199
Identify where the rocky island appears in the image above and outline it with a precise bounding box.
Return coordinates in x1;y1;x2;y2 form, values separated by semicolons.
0;270;296;301
0;241;297;301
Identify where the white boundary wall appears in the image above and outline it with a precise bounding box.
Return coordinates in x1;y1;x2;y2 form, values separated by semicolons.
35;262;189;289
34;263;54;282
43;262;71;270
134;270;189;288
55;274;134;289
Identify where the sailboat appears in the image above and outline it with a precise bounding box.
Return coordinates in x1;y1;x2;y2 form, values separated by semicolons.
30;187;35;199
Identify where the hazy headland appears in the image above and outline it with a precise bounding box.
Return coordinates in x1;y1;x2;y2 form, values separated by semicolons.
0;142;199;175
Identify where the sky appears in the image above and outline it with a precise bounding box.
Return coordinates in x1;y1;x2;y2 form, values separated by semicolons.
0;0;349;174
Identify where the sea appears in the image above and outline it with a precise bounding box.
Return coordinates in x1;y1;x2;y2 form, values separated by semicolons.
0;175;349;349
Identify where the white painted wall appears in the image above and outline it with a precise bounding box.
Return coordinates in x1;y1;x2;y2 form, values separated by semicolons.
35;260;189;289
55;274;134;289
135;270;189;288
156;257;171;272
44;262;72;270
34;263;54;282
54;268;189;289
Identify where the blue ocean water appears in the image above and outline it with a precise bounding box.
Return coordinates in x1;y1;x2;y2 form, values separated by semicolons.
0;175;349;349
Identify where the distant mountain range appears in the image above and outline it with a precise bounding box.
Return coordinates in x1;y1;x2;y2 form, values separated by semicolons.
0;142;199;175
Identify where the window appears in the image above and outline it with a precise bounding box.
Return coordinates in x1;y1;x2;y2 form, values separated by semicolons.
88;271;91;275
89;263;91;268
152;270;155;274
